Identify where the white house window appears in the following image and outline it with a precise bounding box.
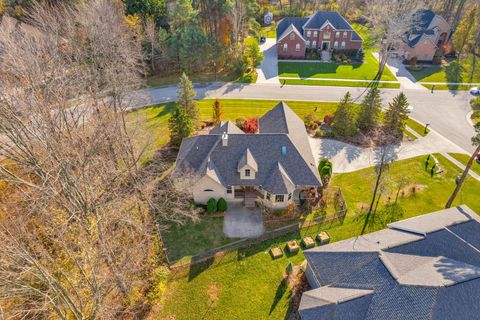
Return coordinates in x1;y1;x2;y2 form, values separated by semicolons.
227;186;232;194
336;31;340;38
295;43;300;51
334;41;338;48
275;195;285;202
313;31;318;37
245;169;251;177
306;40;310;47
323;32;330;39
307;30;311;37
343;31;348;37
341;41;346;49
290;33;295;40
288;193;292;201
283;43;288;51
312;40;317;48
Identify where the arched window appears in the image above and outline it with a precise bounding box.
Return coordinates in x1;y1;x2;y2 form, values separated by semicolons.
283;43;288;51
295;43;300;51
203;189;214;192
341;41;346;49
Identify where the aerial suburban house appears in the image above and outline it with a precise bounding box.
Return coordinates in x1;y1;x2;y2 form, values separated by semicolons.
276;11;362;59
400;9;451;62
174;102;322;209
300;205;480;320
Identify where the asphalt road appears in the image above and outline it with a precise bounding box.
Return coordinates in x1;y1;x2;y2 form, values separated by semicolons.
127;82;476;153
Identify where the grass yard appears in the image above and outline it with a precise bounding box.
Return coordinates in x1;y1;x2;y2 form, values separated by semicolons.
126;99;351;162
403;129;418;140
278;51;397;81
448;153;480;176
351;23;376;50
158;154;480;320
282;79;400;88
406;118;430;137
407;57;480;90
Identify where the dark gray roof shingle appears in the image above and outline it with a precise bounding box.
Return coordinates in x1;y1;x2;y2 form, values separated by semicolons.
300;206;480;320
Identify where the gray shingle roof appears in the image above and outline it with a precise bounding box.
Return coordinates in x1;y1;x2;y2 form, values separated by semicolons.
300;205;480;320
403;9;441;48
237;148;258;172
175;102;322;194
209;121;244;135
276;12;361;42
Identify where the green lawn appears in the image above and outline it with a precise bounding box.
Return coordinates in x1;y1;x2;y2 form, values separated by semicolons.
278;51;397;81
448;153;480;176
351;23;376;50
406;118;430;137
407;57;480;90
157;155;480;320
403;128;418;140
282;79;400;88
260;24;276;38
422;84;472;91
126;99;352;162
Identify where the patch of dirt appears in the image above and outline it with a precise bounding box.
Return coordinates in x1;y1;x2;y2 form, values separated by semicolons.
399;184;426;197
207;283;221;302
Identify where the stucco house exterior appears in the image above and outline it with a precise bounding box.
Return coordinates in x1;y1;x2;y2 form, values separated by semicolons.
174;102;322;209
399;9;451;62
276;12;362;59
300;205;480;320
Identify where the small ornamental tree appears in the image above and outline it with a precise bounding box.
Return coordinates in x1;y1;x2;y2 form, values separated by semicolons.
178;72;198;122
236;117;246;130
318;157;333;186
212;98;223;125
358;87;382;131
207;198;217;213
243;117;259;133
285;261;293;276
324;114;334;126
217;197;228;212
384;92;410;137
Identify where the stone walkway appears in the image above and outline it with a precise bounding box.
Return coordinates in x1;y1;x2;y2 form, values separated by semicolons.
309;128;467;173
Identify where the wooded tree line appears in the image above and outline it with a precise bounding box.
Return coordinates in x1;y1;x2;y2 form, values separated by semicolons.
0;0;198;318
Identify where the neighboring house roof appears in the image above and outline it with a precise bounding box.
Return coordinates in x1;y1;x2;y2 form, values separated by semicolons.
175;102;322;194
209;121;244;135
300;205;480;320
276;12;362;42
403;9;447;48
276;17;308;40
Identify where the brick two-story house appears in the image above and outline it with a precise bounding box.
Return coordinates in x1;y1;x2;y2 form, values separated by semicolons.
276;12;362;59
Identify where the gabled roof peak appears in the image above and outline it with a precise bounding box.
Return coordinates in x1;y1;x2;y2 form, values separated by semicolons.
237;148;258;172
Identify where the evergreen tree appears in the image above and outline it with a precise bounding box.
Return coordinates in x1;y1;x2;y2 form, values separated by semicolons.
453;4;478;59
332;92;357;137
212;98;223;125
384;92;410;136
168;107;194;148
358;87;382;131
177;72;198;122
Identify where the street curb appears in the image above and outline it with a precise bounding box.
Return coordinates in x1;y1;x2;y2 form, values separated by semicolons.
466;111;475;127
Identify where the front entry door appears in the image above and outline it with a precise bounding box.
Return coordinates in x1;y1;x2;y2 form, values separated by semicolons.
322;42;329;50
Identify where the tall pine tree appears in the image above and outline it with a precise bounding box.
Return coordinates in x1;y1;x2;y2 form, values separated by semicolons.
384;92;410;137
358;87;382;131
169;107;194;148
332;92;357;137
177;72;198;122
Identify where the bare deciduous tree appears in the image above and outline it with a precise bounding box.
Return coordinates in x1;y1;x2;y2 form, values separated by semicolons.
364;0;423;77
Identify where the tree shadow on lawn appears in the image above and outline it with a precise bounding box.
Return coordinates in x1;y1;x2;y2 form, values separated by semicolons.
153;102;176;118
445;61;463;92
237;229;302;261
270;277;288;315
188;255;216;282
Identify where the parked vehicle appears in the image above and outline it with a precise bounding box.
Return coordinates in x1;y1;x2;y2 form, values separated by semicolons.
259;35;266;43
470;87;480;95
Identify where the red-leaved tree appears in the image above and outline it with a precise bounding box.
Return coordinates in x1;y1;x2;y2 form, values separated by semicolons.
243;117;258;133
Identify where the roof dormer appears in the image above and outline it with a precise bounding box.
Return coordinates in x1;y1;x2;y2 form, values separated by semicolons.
238;148;258;180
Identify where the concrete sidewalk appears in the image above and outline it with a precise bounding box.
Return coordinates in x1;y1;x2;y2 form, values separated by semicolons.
372;53;427;91
441;153;480;181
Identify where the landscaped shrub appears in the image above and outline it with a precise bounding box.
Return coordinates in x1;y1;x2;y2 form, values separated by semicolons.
217;197;228;212
242;117;259;133
318;158;333;186
207;198;217;213
323;114;334;126
470;97;480;110
409;56;418;66
236;117;246;130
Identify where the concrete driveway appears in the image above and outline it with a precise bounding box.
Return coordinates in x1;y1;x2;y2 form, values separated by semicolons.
256;38;279;84
223;204;264;238
308;128;467;173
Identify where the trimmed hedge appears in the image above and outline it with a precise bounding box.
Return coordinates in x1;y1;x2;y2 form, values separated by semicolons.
207;198;217;213
217;197;228;212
